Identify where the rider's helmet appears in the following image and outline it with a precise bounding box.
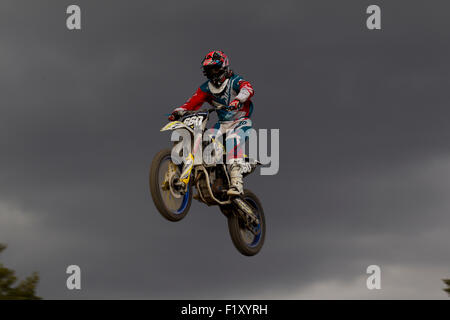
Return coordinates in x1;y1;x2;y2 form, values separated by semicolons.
201;50;231;88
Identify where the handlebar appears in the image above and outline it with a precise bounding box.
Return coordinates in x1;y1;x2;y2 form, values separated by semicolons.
199;105;227;113
169;105;229;121
183;105;227;115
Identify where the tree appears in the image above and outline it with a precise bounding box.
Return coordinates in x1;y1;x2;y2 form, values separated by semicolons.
443;279;450;296
0;244;41;300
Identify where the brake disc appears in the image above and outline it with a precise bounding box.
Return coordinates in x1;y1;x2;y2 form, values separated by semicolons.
164;162;183;199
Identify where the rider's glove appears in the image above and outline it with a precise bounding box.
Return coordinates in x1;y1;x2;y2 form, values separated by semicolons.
227;99;241;111
168;108;186;121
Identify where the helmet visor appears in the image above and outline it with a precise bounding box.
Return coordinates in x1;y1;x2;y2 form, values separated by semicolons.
203;65;225;83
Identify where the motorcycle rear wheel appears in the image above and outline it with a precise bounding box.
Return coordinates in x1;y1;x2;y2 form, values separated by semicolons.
227;189;266;256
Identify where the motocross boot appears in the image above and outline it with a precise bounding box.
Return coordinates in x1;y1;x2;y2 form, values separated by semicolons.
227;162;244;196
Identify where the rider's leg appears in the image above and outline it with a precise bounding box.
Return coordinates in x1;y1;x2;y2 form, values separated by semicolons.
227;159;244;196
203;121;224;165
223;118;252;196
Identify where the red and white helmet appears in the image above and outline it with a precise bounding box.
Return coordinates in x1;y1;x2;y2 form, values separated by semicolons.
201;50;231;87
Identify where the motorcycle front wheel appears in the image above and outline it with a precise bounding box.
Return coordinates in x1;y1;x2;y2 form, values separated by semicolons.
227;189;266;256
149;148;192;222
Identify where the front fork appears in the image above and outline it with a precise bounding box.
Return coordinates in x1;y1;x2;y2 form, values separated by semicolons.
179;153;194;185
179;131;202;186
170;129;212;191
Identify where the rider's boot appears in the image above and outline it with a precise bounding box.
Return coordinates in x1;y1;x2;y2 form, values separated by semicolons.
227;161;244;196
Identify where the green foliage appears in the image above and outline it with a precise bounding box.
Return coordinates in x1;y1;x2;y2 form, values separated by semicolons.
0;244;41;300
443;279;450;296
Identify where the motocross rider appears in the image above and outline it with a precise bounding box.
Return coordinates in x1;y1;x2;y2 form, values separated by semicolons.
169;50;255;196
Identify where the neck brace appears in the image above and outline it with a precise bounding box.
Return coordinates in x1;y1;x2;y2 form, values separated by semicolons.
208;78;229;94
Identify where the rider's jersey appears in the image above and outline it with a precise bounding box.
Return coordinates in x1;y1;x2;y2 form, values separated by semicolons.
178;73;254;122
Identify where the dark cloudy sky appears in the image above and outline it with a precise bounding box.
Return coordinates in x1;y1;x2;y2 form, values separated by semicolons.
1;0;449;299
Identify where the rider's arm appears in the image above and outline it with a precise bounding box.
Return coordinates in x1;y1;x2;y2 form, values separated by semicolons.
177;87;210;111
234;79;254;103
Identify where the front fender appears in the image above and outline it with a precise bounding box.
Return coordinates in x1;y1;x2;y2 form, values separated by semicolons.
160;121;193;133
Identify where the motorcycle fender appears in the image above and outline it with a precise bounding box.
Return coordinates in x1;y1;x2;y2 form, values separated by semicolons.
160;121;193;133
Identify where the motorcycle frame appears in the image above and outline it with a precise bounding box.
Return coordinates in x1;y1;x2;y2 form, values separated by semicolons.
162;108;233;206
194;164;232;206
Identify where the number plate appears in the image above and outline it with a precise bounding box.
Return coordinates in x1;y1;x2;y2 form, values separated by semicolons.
183;115;204;128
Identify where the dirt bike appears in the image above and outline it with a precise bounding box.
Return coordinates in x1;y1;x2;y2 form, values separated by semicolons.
149;106;265;256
